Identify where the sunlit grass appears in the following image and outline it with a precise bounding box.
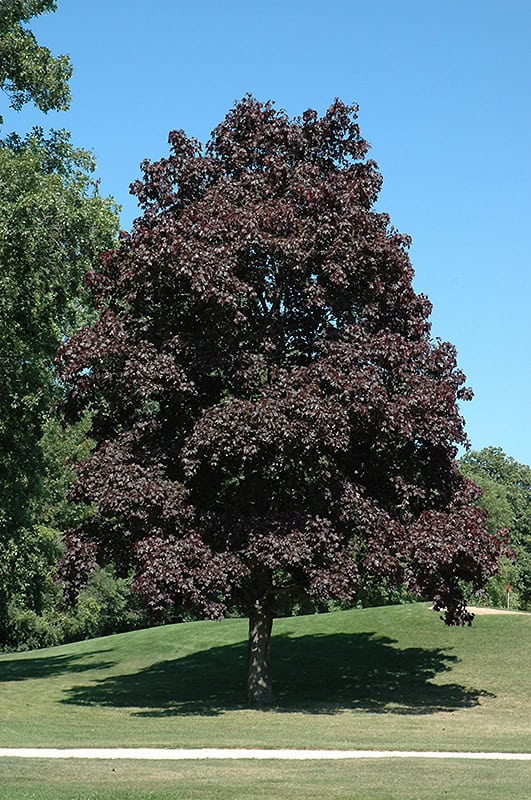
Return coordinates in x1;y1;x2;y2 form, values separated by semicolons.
0;603;529;754
1;758;530;800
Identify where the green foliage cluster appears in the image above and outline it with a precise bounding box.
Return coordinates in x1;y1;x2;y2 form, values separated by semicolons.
0;0;71;125
459;447;531;609
0;0;120;647
0;130;118;638
3;565;152;652
0;403;162;651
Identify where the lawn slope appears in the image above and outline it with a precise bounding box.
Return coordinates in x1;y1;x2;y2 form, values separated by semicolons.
1;603;529;753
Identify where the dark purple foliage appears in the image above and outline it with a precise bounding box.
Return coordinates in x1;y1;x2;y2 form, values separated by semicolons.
57;533;98;605
57;97;504;639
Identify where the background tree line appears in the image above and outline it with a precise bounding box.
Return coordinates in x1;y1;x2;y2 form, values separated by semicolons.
0;3;529;659
0;1;132;649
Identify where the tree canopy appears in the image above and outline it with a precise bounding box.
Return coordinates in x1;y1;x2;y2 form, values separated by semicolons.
0;0;119;641
460;447;531;607
0;0;71;125
58;97;504;705
0;129;118;636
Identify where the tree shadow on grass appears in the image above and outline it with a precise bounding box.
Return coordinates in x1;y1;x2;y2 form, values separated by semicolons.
62;631;493;716
0;650;114;682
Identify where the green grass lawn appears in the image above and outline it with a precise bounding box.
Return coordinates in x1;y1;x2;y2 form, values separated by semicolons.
0;603;529;798
1;758;530;800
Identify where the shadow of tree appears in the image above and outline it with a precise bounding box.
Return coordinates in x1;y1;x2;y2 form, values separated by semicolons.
0;650;114;682
62;631;493;716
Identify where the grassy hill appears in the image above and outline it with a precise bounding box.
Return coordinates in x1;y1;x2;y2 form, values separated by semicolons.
1;602;529;752
0;603;529;799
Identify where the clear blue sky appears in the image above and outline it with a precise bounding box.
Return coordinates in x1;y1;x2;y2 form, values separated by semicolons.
7;0;531;465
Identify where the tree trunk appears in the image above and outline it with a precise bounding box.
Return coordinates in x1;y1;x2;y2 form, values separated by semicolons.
246;602;274;707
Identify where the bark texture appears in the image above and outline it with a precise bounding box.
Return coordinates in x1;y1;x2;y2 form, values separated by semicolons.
247;603;274;707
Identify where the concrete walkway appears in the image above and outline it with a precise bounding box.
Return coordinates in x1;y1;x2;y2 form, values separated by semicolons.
0;748;530;761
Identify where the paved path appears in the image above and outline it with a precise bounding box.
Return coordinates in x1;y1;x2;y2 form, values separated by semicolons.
0;748;530;761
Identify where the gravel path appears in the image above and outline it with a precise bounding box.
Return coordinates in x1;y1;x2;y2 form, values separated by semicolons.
0;748;530;761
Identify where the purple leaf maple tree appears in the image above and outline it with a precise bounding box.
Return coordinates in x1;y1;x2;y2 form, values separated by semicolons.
57;97;504;706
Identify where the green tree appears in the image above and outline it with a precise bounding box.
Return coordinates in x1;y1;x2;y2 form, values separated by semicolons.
0;130;118;639
0;1;119;643
0;0;71;125
36;410;95;534
459;447;531;608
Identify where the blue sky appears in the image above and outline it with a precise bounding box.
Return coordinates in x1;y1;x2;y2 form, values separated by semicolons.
7;0;530;464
